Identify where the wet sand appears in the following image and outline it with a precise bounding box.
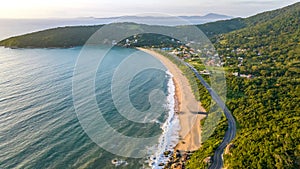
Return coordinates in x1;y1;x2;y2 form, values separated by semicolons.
138;48;206;151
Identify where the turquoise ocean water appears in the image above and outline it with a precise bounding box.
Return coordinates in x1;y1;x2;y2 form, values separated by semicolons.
0;46;179;169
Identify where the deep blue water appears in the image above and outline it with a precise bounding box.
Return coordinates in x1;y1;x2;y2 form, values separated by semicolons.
0;46;172;169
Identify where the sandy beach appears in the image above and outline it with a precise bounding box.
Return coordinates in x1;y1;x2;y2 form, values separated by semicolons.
138;48;206;151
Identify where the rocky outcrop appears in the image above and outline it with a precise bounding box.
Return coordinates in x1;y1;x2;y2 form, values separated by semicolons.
163;150;194;169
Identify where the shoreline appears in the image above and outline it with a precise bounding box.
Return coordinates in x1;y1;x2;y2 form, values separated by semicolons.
138;48;207;152
150;71;181;168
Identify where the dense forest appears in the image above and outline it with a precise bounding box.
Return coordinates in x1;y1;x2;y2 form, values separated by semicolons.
0;2;299;169
0;17;249;48
186;2;300;169
0;25;103;48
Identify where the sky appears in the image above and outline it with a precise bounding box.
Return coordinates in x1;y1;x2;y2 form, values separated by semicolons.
0;0;299;18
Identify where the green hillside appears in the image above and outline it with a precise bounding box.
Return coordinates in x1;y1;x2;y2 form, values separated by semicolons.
0;2;299;169
0;20;246;48
2;19;245;49
196;18;246;37
0;23;189;48
0;3;299;49
0;25;103;48
187;2;300;169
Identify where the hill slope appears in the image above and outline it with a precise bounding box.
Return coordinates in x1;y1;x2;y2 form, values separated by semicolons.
0;3;299;49
0;2;299;168
0;25;103;48
0;23;191;48
186;2;300;169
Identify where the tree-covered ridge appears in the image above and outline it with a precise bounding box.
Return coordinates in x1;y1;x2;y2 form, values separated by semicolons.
196;18;246;37
244;2;300;26
0;2;299;168
0;3;299;49
0;23;191;48
197;2;300;39
0;19;246;49
186;2;300;169
0;25;103;48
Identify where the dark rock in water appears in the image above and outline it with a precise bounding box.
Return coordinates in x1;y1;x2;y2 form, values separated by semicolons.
164;150;172;156
159;162;165;166
174;151;181;159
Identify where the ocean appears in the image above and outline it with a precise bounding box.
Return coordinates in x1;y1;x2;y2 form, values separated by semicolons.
0;46;179;168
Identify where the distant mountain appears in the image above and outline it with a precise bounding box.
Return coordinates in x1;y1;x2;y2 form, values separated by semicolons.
93;13;233;25
180;13;231;20
0;3;299;48
205;13;231;18
95;13;232;21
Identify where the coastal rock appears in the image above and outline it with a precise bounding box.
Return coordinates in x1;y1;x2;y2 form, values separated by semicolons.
225;143;235;155
164;150;193;169
164;150;172;156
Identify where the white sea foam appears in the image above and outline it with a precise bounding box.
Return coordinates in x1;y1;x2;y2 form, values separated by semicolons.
149;71;180;169
111;158;128;167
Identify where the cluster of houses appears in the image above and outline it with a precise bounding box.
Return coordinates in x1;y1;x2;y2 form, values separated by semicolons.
163;45;223;67
161;45;254;78
124;38;138;47
168;45;197;59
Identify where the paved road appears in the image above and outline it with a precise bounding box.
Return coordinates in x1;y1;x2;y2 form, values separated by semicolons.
184;62;237;169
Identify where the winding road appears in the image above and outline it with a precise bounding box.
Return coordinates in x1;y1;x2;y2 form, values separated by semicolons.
184;62;237;169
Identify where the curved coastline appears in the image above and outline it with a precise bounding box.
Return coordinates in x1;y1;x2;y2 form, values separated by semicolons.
138;48;207;152
150;71;180;168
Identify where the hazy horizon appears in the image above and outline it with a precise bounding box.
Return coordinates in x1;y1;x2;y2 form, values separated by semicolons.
0;0;298;19
0;13;232;20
